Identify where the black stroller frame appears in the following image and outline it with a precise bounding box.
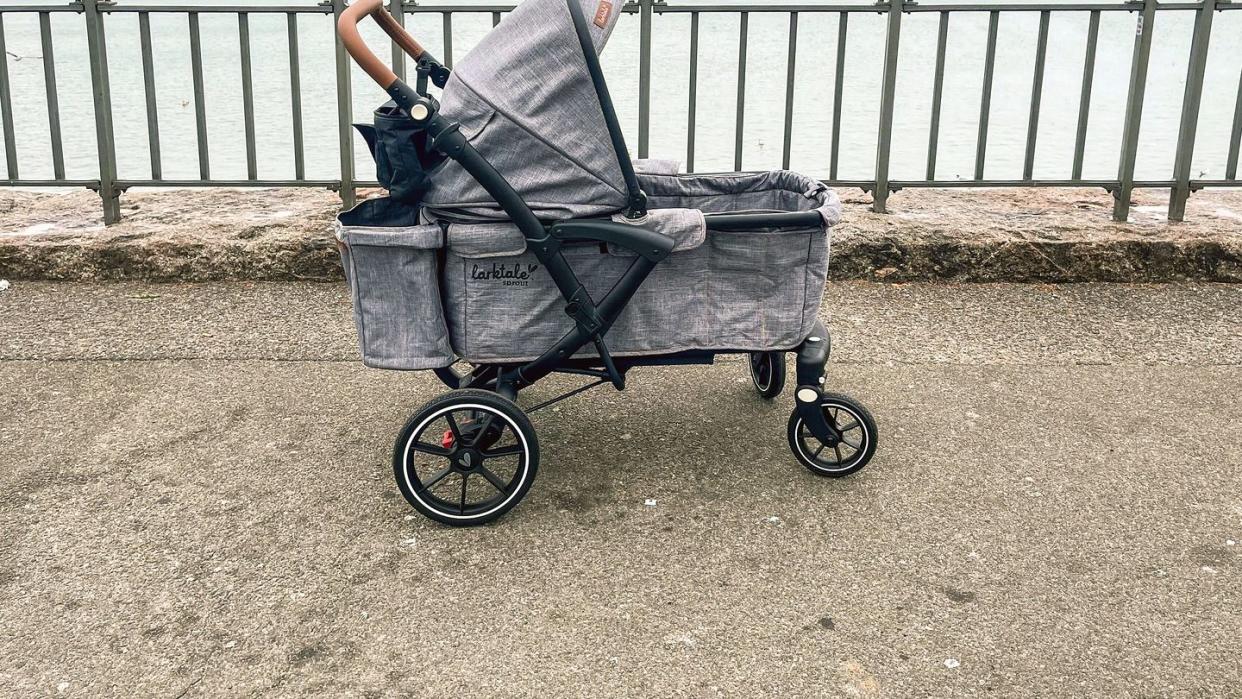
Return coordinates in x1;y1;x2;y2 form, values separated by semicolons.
339;0;877;525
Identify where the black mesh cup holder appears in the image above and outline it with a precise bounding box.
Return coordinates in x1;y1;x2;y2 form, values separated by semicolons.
354;101;447;206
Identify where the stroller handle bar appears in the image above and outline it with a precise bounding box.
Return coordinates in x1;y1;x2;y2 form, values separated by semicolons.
338;0;426;90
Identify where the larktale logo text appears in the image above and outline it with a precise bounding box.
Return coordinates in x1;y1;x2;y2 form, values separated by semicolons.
471;262;541;287
594;1;613;29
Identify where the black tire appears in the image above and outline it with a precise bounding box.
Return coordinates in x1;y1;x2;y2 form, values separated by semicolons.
749;352;787;399
787;392;877;478
393;389;539;526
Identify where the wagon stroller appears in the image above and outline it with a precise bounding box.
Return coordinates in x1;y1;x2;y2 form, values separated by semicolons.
336;0;878;525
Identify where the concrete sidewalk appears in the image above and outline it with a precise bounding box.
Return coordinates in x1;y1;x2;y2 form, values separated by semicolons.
1;281;1239;696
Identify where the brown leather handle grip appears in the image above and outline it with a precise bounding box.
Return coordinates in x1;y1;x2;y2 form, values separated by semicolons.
338;0;427;90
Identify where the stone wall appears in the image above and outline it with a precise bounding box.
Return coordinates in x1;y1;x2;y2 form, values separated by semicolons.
2;185;1240;282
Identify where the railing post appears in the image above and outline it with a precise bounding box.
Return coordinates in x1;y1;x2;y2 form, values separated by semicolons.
390;0;406;81
83;0;121;224
1113;0;1156;223
637;0;655;159
1168;0;1215;222
0;16;19;181
329;0;356;209
872;0;903;213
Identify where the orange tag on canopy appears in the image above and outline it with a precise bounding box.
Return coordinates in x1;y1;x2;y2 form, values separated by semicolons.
594;0;613;29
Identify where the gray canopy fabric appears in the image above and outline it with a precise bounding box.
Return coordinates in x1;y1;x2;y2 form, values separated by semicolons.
421;0;629;221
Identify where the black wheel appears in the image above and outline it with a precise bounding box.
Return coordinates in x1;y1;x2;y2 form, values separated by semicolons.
393;389;539;526
787;392;877;478
749;352;786;399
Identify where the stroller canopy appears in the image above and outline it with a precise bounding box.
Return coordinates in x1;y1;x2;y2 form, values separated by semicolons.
422;0;631;221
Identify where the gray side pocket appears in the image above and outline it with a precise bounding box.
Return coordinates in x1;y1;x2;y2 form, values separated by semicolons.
336;198;455;370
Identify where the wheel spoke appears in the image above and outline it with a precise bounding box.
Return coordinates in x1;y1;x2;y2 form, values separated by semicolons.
837;420;860;433
420;466;452;491
842;438;863;450
459;473;468;514
483;444;523;458
478;465;509;493
470;413;497;447
833;444;843;464
813;443;826;458
411;441;452;457
445;412;464;442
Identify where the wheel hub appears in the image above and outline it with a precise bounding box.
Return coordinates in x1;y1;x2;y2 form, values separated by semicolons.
453;449;482;471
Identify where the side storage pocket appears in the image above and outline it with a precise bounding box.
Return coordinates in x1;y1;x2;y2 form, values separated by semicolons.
336;198;454;370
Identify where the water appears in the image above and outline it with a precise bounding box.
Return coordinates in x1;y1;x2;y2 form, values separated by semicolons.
1;0;1240;185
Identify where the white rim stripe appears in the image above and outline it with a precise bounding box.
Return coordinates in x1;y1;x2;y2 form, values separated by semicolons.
403;403;530;521
794;403;869;474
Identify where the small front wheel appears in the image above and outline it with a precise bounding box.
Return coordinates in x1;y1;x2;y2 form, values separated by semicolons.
748;352;786;399
393;389;539;526
787;392;877;478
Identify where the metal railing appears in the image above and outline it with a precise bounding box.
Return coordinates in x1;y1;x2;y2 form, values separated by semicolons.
0;0;1239;224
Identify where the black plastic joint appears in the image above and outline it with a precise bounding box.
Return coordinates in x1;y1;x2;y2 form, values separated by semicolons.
624;189;649;220
565;287;603;335
429;122;465;156
416;55;452;89
795;322;832;387
795;385;837;444
385;80;422;113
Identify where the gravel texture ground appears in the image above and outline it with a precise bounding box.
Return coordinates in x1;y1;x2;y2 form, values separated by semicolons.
1;280;1239;696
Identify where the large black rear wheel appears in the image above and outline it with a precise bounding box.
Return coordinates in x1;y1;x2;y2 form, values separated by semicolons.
393;389;539;526
748;352;787;399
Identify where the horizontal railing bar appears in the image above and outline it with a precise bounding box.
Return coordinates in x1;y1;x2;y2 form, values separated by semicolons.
892;179;1119;187
649;2;1153;12
1;1;1210;13
115;179;341;188
104;5;332;13
0;6;85;13
653;4;889;11
1189;180;1242;187
7;177;1220;192
1;179;99;187
408;4;520;12
821;181;875;189
906;2;1149;11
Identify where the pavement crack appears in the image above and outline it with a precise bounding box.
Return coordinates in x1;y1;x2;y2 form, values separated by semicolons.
174;674;204;699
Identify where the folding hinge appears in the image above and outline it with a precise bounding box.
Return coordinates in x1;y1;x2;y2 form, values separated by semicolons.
564;287;604;336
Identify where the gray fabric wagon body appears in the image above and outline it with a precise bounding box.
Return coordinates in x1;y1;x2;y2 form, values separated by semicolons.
336;0;842;369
